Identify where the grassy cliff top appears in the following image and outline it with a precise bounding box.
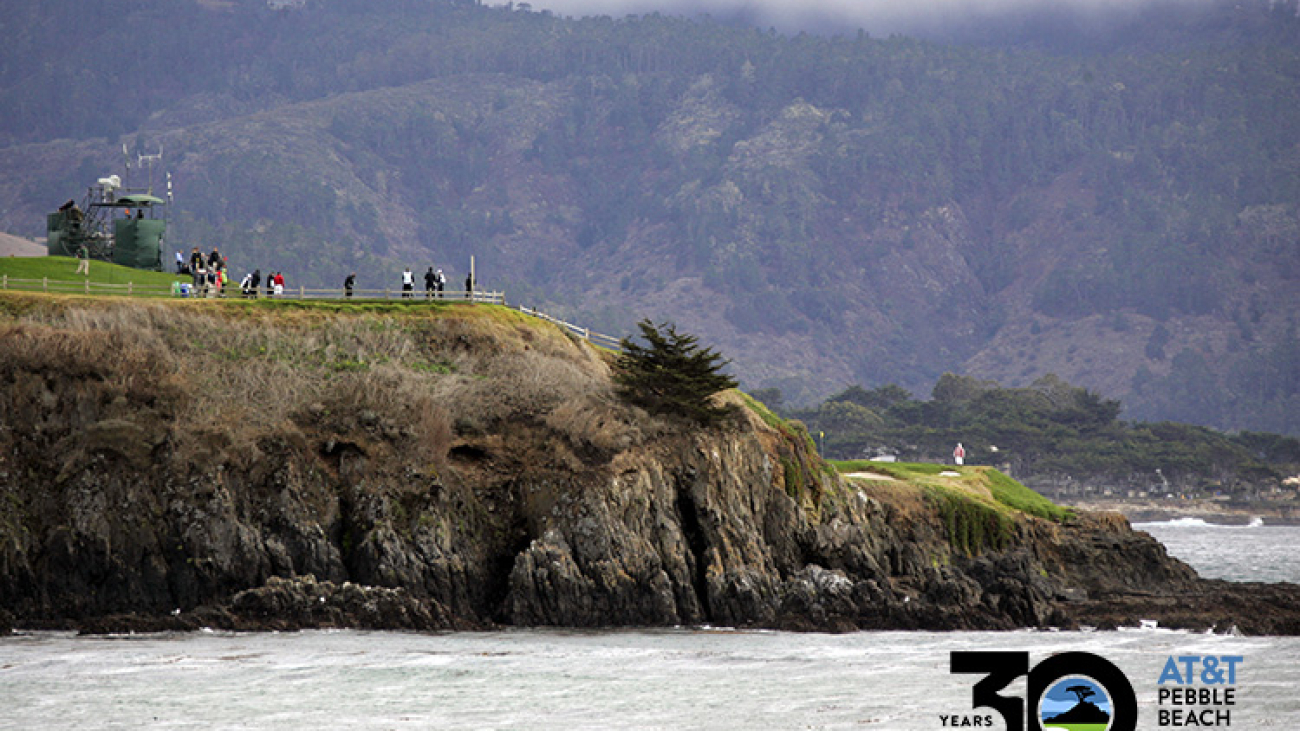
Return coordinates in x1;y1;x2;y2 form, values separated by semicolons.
1;255;184;285
831;459;1074;524
0;282;619;468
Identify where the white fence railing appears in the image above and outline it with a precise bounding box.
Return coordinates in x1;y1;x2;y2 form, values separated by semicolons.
0;275;622;349
516;305;623;351
0;276;504;304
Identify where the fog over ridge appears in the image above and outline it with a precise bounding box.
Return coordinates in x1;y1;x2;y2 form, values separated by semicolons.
493;0;1223;36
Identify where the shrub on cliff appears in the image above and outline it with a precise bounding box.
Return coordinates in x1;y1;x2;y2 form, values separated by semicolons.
614;320;737;426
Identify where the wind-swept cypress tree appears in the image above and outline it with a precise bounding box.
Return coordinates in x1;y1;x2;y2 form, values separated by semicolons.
614;320;737;425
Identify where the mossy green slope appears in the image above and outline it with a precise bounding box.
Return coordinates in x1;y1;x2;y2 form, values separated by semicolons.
830;459;1074;555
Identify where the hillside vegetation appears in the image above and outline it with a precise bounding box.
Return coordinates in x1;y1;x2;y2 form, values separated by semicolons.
1;0;1298;433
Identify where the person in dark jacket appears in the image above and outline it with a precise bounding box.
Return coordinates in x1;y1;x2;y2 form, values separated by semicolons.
250;269;262;299
344;272;356;298
424;267;437;298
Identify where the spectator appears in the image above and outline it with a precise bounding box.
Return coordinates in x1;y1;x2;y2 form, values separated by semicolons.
436;269;446;298
401;267;414;298
250;269;262;299
273;271;285;297
344;272;356;298
74;243;89;276
424;266;437;298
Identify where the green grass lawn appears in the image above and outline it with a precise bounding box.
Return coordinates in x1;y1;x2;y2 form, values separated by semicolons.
829;459;958;480
0;255;185;293
829;459;1074;523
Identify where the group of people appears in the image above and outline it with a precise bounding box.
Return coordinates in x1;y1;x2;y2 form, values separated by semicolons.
397;266;474;299
238;269;285;298
399;266;451;298
177;247;230;298
171;252;479;301
174;247;286;298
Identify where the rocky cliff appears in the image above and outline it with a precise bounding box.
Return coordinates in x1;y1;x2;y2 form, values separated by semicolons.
1;294;1297;635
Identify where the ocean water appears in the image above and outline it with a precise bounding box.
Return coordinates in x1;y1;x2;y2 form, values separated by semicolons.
1134;518;1300;584
2;522;1297;730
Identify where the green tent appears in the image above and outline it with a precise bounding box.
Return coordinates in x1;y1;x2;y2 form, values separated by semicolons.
112;218;164;270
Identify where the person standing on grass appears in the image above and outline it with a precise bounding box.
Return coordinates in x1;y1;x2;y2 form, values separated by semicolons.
273;271;285;297
425;266;437;298
436;268;445;298
344;272;356;298
401;267;414;298
250;269;261;299
266;271;276;299
464;272;474;301
74;243;89;276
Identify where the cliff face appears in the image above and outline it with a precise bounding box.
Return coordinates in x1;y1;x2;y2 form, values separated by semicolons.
1;296;1297;635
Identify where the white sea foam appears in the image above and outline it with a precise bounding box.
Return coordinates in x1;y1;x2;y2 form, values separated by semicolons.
1;628;1296;730
2;521;1297;729
1133;516;1265;529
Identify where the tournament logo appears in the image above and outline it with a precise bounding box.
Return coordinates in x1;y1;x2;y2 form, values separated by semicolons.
947;651;1137;731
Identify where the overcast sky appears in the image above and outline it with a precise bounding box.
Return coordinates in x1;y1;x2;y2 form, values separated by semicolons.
499;0;1215;37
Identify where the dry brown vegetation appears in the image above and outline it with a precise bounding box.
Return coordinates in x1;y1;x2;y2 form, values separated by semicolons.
0;295;638;470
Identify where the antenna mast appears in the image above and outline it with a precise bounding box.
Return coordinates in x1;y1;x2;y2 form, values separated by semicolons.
137;147;163;195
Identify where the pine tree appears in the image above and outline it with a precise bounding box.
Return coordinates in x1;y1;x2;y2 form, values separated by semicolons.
614;320;738;425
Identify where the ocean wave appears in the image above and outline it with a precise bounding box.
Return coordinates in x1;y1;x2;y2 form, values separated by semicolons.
1134;516;1264;529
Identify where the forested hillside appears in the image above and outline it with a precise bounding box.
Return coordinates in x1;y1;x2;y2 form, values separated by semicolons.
784;375;1300;498
2;0;1298;433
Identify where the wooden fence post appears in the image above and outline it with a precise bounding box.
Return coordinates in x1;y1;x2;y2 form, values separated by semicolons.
43;277;48;292
128;282;133;296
